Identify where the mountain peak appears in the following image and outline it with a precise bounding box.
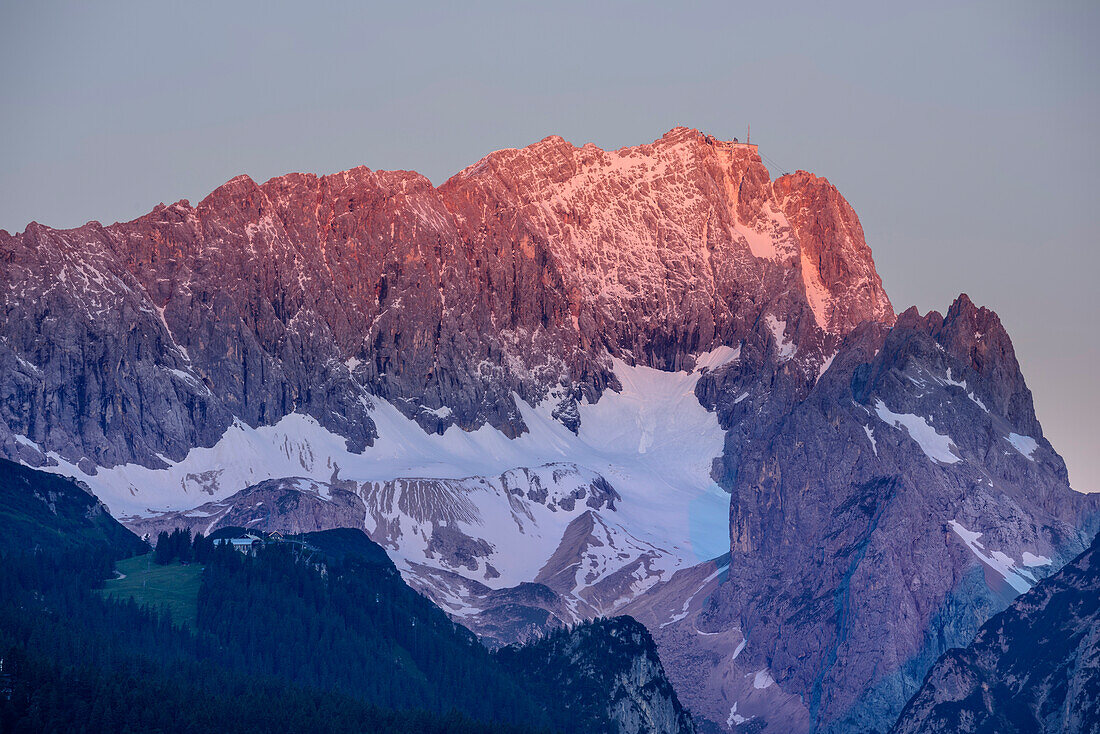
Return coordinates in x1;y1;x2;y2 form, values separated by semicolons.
891;295;1041;439
3;127;894;471
659;125;708;145
657;126;752;149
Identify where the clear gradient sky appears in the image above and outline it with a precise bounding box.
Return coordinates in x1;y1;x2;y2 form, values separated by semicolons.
2;1;1097;491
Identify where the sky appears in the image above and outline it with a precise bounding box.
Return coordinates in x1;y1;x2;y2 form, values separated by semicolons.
2;1;1097;491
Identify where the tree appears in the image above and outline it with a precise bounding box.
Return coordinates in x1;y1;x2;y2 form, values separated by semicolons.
176;529;193;563
153;532;171;565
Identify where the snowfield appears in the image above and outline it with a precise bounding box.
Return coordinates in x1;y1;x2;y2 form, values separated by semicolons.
1006;432;1039;460
26;351;735;590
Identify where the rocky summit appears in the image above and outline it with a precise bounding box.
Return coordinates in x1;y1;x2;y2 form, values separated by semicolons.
1;128;1095;733
0;127;890;472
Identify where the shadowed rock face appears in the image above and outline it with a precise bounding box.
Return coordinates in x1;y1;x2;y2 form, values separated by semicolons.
0;128;891;471
890;532;1100;734
496;616;698;734
698;295;1099;733
122;476;367;540
406;567;582;649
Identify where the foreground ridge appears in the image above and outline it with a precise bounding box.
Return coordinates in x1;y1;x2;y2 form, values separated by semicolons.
891;531;1100;734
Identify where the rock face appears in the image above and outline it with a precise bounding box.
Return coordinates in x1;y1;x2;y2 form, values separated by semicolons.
890;531;1100;734
122;476;367;540
697;295;1099;732
496;616;698;734
0;128;890;472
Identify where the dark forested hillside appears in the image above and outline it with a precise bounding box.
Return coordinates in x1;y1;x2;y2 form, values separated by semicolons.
0;462;540;732
195;529;550;721
0;552;537;734
0;463;695;733
0;457;146;558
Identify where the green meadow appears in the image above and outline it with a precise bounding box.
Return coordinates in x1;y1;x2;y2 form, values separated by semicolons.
100;554;204;628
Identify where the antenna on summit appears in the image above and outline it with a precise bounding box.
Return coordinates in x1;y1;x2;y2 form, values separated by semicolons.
731;125;756;150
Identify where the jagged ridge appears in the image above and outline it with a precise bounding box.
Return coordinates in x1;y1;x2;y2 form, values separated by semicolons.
0;128;891;471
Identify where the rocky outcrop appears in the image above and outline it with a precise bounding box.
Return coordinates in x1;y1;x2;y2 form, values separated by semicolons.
406;565;581;648
891;531;1100;734
496;616;697;734
699;295;1099;733
0;128;891;472
122;475;366;540
534;510;673;615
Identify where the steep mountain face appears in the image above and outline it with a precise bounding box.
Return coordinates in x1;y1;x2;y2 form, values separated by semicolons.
890;531;1100;734
1;128;1094;734
497;616;697;734
0;127;890;475
694;295;1099;732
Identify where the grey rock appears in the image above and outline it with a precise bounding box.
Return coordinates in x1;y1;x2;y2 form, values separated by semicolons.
123;475;365;539
890;531;1100;734
496;616;698;734
703;295;1100;733
427;523;494;571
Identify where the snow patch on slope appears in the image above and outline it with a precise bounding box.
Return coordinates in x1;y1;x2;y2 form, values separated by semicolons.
815;351;836;384
727;702;753;727
863;426;878;456
1006;433;1038;460
752;670;775;690
694;344;740;372
800;249;833;332
939;368;989;412
949;520;1034;594
736;222;779;260
1021;551;1052;567
873;400;960;464
764;314;797;361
